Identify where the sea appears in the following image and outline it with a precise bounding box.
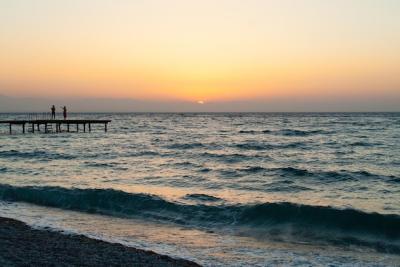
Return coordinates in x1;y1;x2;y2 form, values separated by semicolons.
0;112;399;266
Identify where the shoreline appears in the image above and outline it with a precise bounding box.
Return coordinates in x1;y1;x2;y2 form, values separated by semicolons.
0;216;201;267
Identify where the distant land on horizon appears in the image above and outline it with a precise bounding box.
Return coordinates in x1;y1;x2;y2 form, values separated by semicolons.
0;94;399;113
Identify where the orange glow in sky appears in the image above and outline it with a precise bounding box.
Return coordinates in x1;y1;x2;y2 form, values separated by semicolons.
0;0;399;103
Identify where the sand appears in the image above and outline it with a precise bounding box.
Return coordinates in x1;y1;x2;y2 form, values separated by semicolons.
0;217;201;267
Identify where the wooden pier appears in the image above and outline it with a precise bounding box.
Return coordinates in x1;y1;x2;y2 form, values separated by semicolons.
0;119;111;134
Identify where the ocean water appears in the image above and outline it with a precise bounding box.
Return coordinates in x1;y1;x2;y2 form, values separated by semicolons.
0;112;399;266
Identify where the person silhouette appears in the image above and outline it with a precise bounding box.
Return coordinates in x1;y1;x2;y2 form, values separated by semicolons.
51;105;56;119
62;106;67;120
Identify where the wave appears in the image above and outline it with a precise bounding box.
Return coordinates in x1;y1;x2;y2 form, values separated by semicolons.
263;183;312;193
388;177;400;184
211;165;397;185
84;162;128;171
277;129;328;136
275;167;311;176
184;193;222;202
0;150;76;160
234;142;306;151
0;184;399;253
348;141;373;147
198;167;212;173
165;143;206;150
125;151;161;157
200;152;257;163
240;166;266;173
272;167;397;183
235;143;270;150
238;130;272;134
238;130;258;134
238;129;328;136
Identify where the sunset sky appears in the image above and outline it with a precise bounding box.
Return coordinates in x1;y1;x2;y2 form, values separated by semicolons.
0;0;399;109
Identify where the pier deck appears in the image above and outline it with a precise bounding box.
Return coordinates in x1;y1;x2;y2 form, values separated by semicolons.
0;119;111;134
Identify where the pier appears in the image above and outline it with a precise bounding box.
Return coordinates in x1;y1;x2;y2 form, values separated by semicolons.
0;119;111;134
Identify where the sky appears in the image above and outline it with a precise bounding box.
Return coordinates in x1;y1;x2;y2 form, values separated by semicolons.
0;0;399;111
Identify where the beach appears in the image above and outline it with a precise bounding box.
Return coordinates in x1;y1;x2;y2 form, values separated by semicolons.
0;217;200;267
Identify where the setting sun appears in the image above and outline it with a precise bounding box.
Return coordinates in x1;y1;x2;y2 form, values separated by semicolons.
1;0;399;107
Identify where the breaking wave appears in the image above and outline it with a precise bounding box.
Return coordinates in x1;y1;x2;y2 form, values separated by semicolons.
0;184;399;253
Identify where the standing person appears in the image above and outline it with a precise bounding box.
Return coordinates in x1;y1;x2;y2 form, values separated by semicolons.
51;105;56;119
62;106;67;120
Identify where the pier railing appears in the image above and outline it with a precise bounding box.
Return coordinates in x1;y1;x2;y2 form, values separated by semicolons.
24;113;89;120
27;113;52;120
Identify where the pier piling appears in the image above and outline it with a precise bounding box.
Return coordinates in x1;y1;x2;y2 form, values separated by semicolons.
1;119;110;134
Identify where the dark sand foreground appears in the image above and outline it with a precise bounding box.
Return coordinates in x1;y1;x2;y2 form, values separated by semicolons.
0;217;201;267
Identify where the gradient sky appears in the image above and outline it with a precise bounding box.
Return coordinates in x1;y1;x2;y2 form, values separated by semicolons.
0;0;399;107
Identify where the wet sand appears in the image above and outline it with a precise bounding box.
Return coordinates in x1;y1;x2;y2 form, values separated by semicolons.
0;217;201;267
